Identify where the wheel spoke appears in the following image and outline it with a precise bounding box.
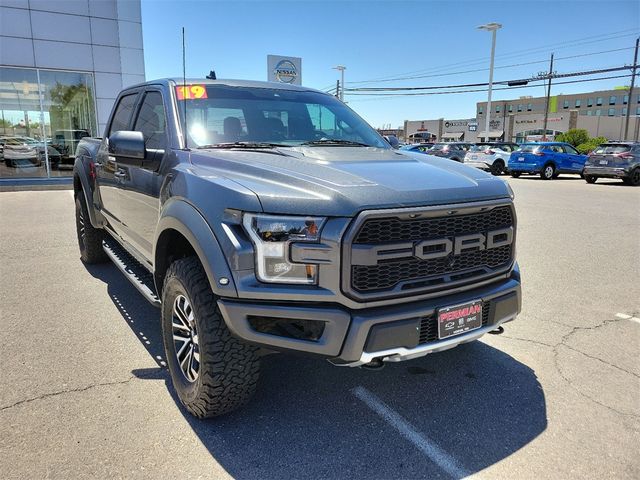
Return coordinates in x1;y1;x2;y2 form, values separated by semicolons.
171;294;200;382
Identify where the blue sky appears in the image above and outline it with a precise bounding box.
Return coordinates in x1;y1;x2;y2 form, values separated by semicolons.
141;0;640;128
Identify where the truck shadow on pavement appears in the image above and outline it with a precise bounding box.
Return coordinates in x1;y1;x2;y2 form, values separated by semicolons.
86;263;547;479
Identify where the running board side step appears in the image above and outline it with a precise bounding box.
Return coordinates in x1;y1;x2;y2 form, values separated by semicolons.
102;239;161;308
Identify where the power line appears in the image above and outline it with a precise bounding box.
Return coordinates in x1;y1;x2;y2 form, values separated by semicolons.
345;66;633;92
347;30;639;85
342;47;634;85
345;74;633;98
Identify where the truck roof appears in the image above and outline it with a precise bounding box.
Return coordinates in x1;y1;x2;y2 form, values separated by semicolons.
123;78;323;94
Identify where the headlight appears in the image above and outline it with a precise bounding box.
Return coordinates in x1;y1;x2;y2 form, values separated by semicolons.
506;181;515;200
242;213;326;284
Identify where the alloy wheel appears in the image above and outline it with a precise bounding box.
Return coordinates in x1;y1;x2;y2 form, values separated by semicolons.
172;294;200;382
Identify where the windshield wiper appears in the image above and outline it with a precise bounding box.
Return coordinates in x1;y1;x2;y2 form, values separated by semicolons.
196;142;290;149
301;139;371;147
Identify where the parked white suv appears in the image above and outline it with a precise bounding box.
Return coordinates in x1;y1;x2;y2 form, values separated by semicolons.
463;142;519;175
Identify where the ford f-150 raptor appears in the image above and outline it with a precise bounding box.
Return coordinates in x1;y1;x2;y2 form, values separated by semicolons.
74;79;521;418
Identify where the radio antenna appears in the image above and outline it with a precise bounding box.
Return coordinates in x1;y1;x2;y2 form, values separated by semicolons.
182;26;188;149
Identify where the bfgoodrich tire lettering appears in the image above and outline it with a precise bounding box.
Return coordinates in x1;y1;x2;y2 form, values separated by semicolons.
161;257;260;418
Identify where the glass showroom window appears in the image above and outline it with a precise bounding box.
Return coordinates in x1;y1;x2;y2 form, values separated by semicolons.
0;67;96;179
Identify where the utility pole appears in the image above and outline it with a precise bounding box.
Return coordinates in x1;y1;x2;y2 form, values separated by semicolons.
333;65;346;101
542;53;554;141
623;37;639;141
478;23;502;142
335;79;340;99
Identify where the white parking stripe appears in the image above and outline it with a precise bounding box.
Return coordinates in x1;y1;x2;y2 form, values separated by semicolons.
615;313;640;324
68;190;75;199
351;386;473;479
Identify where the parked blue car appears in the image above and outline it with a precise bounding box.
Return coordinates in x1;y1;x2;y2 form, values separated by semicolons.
399;143;434;154
508;142;588;180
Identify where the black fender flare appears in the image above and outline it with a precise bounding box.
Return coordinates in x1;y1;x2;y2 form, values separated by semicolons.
73;161;101;228
153;198;238;298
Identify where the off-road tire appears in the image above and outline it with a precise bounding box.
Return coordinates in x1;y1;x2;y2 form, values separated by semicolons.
161;257;260;418
75;192;108;264
540;163;555;180
585;175;597;184
490;160;505;176
623;168;640;186
510;172;521;178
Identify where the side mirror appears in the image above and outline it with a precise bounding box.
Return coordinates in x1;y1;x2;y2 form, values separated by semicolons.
108;131;145;160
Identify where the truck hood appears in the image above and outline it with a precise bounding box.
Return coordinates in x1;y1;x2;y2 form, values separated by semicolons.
189;146;511;216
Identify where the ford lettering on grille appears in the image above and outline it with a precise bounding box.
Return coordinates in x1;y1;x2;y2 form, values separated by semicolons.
351;227;513;266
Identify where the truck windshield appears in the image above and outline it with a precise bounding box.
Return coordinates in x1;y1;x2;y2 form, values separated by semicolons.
175;84;388;149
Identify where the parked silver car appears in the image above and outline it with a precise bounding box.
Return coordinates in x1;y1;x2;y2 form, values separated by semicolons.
0;137;41;167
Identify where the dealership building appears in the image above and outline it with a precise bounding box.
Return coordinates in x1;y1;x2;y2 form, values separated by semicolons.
0;0;145;180
404;88;640;143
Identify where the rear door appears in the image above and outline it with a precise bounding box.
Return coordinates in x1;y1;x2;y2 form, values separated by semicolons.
117;89;168;262
560;144;586;172
96;92;140;233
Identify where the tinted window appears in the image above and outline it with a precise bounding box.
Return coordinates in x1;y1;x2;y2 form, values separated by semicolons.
109;94;137;136
587;98;593;107
527;103;532;111
563;100;569;109
609;96;616;105
517;104;523;112
596;97;603;106
562;145;579;155
575;99;581;108
608;108;616;116
519;145;540;153
133;91;167;150
593;144;632;154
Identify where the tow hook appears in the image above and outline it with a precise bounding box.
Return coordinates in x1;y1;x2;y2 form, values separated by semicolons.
488;326;504;335
361;357;385;370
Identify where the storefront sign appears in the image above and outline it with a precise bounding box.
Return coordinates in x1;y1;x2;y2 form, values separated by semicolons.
268;55;302;85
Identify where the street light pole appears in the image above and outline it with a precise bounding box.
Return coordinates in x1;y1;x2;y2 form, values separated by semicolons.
623;37;639;141
478;23;502;142
333;65;346;101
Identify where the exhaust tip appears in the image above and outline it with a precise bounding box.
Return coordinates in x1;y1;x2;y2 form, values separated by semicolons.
488;326;504;335
361;358;385;370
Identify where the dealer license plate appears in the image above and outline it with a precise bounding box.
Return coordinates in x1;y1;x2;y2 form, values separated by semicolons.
599;159;608;165
437;300;483;340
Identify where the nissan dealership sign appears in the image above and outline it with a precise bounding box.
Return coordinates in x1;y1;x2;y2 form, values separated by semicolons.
268;55;302;85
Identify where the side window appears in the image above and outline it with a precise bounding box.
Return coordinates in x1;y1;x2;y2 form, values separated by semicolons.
133;92;167;150
563;145;579;155
108;94;137;136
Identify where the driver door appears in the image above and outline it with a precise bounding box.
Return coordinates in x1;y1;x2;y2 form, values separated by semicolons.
96;92;139;233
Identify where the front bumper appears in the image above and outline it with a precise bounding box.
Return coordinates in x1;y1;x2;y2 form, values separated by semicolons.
218;266;521;366
583;166;629;178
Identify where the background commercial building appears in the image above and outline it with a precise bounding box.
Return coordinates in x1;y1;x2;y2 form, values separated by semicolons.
0;0;145;180
405;88;639;144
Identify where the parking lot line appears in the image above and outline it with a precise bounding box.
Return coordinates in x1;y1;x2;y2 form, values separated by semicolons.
351;386;473;479
615;313;640;324
68;190;75;199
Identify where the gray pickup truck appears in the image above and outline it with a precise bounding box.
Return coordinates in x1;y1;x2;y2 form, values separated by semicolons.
74;79;521;418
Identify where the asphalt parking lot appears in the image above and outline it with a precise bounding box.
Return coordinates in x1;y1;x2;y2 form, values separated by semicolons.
0;176;638;479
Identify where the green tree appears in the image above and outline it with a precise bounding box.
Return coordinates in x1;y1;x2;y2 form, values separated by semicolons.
555;129;590;147
576;136;608;154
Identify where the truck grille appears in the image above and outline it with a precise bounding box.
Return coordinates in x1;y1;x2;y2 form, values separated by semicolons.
345;204;515;300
